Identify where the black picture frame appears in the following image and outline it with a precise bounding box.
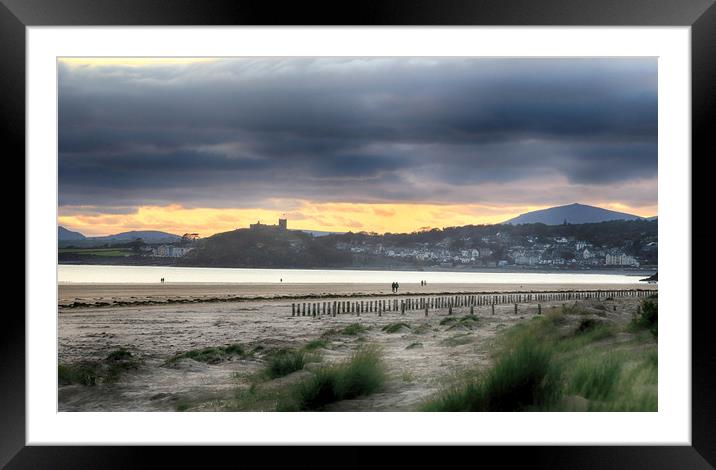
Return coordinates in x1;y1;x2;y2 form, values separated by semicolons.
5;0;711;467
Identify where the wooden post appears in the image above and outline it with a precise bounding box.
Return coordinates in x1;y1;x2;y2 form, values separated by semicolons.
425;304;428;317
470;305;474;315
292;303;295;316
514;303;518;315
491;303;495;315
448;302;452;315
538;303;541;315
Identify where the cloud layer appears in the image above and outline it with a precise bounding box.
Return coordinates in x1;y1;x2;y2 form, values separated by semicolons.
59;57;657;231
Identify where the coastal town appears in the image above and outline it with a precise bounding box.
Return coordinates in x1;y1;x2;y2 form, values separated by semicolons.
59;213;657;271
334;232;651;268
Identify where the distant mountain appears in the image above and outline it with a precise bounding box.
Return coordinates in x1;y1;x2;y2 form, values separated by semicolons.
58;226;86;240
503;203;645;225
97;230;181;242
647;216;658;221
297;229;344;238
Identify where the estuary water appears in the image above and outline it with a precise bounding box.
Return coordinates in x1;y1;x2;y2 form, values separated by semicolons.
58;264;645;285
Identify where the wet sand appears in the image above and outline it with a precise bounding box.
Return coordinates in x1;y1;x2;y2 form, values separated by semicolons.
59;282;652;309
58;285;654;412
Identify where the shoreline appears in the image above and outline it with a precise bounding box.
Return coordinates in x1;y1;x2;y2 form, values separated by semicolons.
58;262;655;277
59;282;656;310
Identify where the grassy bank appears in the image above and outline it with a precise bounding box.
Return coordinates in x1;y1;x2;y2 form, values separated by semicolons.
58;348;140;386
422;299;658;412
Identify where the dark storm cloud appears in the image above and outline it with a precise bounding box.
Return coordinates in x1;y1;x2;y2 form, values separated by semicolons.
58;58;657;207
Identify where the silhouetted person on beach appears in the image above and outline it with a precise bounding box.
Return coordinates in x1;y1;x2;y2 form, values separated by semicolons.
395;282;400;292
160;277;164;283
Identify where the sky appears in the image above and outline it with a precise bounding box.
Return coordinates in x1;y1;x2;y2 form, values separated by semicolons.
58;57;657;237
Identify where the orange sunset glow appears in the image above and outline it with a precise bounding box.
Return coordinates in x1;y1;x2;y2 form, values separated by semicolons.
58;201;657;237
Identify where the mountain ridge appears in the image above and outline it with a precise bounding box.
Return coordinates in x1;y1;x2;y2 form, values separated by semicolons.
58;227;181;243
503;203;646;226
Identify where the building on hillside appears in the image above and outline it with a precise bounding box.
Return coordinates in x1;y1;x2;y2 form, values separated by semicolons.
151;245;194;258
605;252;639;267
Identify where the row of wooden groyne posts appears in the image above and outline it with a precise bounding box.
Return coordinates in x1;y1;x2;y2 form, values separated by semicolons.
291;288;656;317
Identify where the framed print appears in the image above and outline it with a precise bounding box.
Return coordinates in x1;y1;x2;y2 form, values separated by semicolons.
5;0;713;467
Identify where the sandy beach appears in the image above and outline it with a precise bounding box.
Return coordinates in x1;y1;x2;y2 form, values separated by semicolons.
58;281;656;411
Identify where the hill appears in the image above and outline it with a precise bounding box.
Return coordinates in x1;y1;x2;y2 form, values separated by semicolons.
58;226;86;240
179;226;350;268
504;203;644;225
58;228;181;249
97;230;180;241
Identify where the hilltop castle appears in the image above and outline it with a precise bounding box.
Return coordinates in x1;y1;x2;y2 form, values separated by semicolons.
250;218;287;230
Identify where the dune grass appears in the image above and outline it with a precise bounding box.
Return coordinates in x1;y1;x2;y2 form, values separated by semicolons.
277;345;386;411
225;343;386;411
341;323;369;336
58;347;140;386
381;322;411;333
303;339;329;351
440;314;479;328
440;333;474;347
629;299;658;338
411;323;432;335
164;343;249;365
261;349;320;380
422;300;657;412
568;352;623;401
423;336;560;411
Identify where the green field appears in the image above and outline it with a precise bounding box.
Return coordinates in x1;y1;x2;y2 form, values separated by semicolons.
59;248;133;257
